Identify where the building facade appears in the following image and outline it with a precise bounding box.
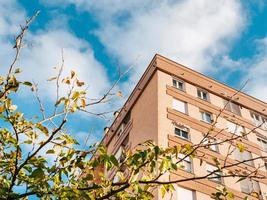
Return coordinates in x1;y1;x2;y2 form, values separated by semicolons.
101;54;267;200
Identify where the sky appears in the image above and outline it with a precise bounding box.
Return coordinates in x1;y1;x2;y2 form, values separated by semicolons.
0;0;267;146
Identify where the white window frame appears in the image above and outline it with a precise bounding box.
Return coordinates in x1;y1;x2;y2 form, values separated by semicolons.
251;112;267;130
226;121;245;136
257;138;267;152
117;123;125;137
175;127;190;140
173;99;188;114
206;164;223;184
178;154;192;173
224;101;241;116
172;78;185;91
234;149;254;166
240;179;261;195
200;111;213;124
176;186;195;200
203;137;219;152
114;147;125;164
197;88;209;101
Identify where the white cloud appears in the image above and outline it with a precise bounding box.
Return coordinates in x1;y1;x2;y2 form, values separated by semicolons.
0;0;110;103
94;0;246;74
18;29;109;101
41;0;247;94
0;0;25;35
245;37;267;102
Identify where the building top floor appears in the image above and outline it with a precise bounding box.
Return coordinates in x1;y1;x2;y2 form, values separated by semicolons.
101;54;267;147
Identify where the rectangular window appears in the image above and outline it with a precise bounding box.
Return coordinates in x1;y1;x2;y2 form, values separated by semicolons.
262;117;267;130
200;111;213;123
234;149;254;166
257;138;267;152
226;121;245;136
251;112;261;126
206;164;223;183
178;154;192;172
116;123;125;137
251;112;267;130
203;138;219;152
175;127;189;140
114;147;125;164
173;99;187;114
177;187;195;200
197;89;209;101
224;100;241;116
240;179;261;195
173;79;184;91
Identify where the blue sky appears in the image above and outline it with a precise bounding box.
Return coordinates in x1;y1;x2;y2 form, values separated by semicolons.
0;0;267;146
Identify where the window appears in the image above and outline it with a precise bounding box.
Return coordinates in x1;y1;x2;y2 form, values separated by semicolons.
251;112;261;126
116;111;131;137
173;79;184;91
113;174;120;183
114;147;125;164
203;137;219;152
173;99;187;114
226;121;245;136
234;149;254;166
200;111;213;123
257;138;267;152
251;112;267;130
262;117;267;130
177;187;195;200
178;154;192;172
116;123;125;137
240;179;261;195
206;164;223;184
224;100;241;116
175;127;189;140
197;89;209;101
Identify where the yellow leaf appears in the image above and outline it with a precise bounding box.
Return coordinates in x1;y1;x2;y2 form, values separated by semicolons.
236;143;245;153
9;105;17;112
71;91;80;100
47;77;57;81
36;123;49;136
65;99;70;108
0;105;5;113
117;91;123;97
76;80;85;87
70;103;77;113
55;97;65;106
81;99;86;108
62;78;70;85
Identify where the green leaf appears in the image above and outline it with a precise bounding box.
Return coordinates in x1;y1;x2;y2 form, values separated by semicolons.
30;168;45;179
110;155;119;167
23;81;33;86
23;140;32;144
15;68;21;73
46;149;55;154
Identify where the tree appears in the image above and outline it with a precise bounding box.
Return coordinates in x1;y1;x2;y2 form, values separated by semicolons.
1;12;267;200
